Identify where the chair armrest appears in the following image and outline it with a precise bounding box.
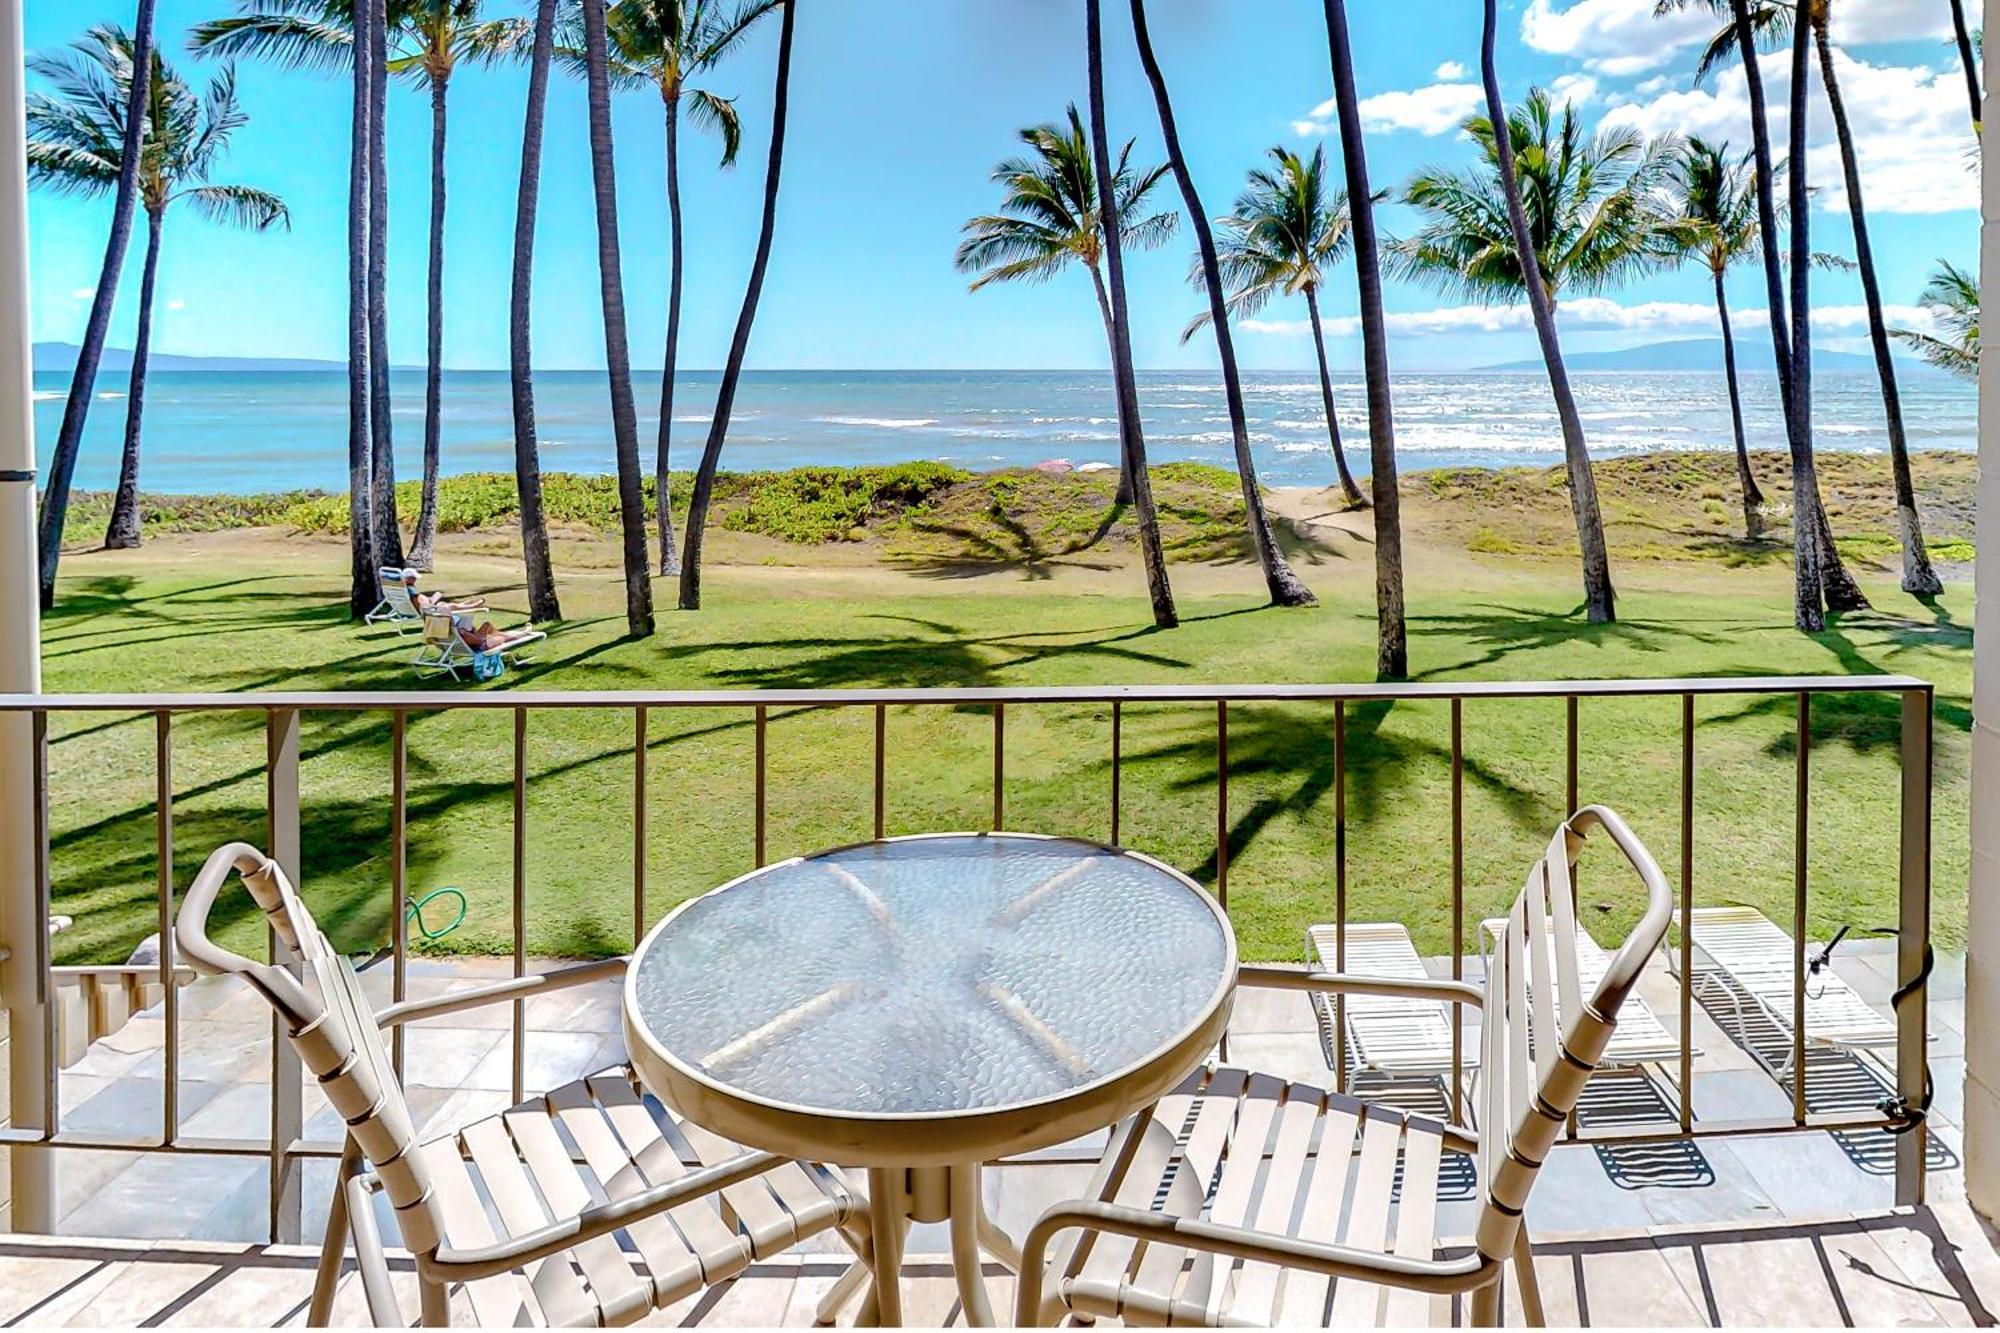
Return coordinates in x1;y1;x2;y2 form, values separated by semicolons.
419;1149;798;1282
375;957;628;1030
1239;963;1484;1010
1012;1199;1495;1325
347;1175;405;1327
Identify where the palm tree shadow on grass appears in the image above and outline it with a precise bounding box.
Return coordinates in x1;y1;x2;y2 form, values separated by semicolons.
1127;698;1551;884
1409;603;1727;679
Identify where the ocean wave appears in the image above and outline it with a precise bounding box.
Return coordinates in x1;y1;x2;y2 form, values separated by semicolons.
815;415;938;429
1269;418;1326;430
1274;442;1325;454
32;390;61;402
97;390;125;400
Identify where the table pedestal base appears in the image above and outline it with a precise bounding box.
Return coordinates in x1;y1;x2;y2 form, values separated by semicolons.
820;1163;1021;1328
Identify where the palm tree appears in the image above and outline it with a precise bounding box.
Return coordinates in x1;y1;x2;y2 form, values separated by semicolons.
28;34;288;552
1661;137;1766;538
1084;0;1174;629
955;107;1178;508
365;0;399;568
677;0;794;610
1949;0;1981;132
1127;0;1312;608
1396;85;1670;623
508;0;562;621
1686;1;1938;594
33;3;155;611
559;0;779;577
578;0;653;636
1187;145;1366;509
1894;260;1978;378
1319;0;1406;677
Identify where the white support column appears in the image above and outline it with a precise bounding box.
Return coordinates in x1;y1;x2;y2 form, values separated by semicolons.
0;0;52;1232
1968;0;2000;1222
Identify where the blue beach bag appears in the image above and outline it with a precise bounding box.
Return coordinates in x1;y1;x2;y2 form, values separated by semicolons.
471;648;506;681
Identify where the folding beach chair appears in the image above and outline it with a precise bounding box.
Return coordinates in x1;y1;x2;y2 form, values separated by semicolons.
1305;922;1463;1079
1479;915;1687;1067
367;567;485;634
1677;905;1895;1077
413;610;546;681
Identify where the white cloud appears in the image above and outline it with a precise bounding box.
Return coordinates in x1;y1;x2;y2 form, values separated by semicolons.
1434;60;1467;81
166;298;186;311
1598;48;1977;214
1520;0;1715;74
1356;82;1486;135
1831;0;1955;43
69;287;92;301
1550;73;1600;107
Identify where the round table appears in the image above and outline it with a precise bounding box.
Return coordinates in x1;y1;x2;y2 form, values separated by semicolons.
623;832;1236;1326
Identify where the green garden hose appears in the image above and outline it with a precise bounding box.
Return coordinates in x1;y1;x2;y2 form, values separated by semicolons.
406;887;467;941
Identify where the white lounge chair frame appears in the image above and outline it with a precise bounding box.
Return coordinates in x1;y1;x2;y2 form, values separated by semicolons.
1479;915;1689;1067
1014;806;1675;1328
1305;922;1466;1080
367;567;485;634
413;610;546;680
174;842;869;1328
1677;904;1895;1078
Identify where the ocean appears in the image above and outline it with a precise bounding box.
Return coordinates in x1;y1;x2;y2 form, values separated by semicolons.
29;366;1978;496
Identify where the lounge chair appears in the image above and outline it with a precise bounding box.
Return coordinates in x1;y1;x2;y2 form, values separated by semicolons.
1014;807;1675;1327
413;609;545;680
1305;922;1463;1079
1479;915;1687;1067
174;841;868;1328
366;567;485;634
1678;905;1895;1076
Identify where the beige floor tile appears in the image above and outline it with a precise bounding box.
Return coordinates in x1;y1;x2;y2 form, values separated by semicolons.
1656;1232;1848;1327
1555;1237;1712;1327
0;1242;142;1325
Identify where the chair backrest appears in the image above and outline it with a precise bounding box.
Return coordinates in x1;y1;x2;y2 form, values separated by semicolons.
175;843;444;1255
1472;806;1672;1266
421;609;459;648
379;568;418;616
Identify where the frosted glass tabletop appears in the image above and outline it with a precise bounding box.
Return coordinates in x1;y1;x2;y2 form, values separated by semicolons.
625;834;1234;1143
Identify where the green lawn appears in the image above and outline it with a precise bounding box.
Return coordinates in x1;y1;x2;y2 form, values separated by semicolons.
35;542;1970;967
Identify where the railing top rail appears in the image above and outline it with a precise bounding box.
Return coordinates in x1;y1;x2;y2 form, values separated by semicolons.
0;675;1932;712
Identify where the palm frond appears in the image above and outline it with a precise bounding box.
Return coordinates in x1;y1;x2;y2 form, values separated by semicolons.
684;86;741;165
186;14;354;74
181;182;290;229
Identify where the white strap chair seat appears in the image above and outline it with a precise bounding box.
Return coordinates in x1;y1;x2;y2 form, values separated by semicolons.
1305;922;1463;1076
414;610;547;680
1479;916;1686;1066
1682;905;1895;1049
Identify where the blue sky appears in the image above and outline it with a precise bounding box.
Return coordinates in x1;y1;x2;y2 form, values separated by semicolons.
25;0;1983;372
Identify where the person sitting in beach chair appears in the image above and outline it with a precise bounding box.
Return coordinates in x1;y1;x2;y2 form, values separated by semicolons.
414;607;545;680
365;567;484;633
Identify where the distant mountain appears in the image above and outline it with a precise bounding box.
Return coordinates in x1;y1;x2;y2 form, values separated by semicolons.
34;342;353;374
1477;338;1930;374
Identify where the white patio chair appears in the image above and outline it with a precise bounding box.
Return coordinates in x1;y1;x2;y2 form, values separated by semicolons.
1479;915;1688;1067
367;568;485;634
413;609;546;680
1678;905;1895;1076
174;842;869;1328
1014;806;1674;1328
1305;922;1465;1079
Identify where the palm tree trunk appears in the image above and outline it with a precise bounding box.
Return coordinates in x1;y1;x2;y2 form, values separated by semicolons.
679;0;795;611
36;0;156;609
1086;0;1175;629
1085;265;1134;506
1787;9;1868;619
409;71;448;573
1128;0;1312;608
1305;286;1365;507
1712;266;1764;540
1479;0;1614;623
367;0;402;569
347;0;377;617
656;90;683;576
580;0;654;637
509;0;562;623
1321;0;1405;676
1816;21;1939;595
1733;0;1821;627
1949;0;1981;132
105;208;164;551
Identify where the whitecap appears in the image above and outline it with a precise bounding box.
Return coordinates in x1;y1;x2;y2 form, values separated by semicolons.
815;415;938;429
96;390;125;400
32;390;61;402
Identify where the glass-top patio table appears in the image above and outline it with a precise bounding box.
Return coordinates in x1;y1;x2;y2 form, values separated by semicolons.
624;832;1237;1326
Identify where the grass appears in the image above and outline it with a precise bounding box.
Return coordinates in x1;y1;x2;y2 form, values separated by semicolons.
35;488;1971;972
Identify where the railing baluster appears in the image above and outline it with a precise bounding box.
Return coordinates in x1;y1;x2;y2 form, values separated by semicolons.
1565;694;1579;815
1110;700;1122;846
156;710;177;1142
511;707;527;1106
993;702;1005;832
754;704;767;867
1679;692;1695;1134
1334;698;1347;1094
264;708;303;1244
390;709;408;1078
1450;697;1464;1127
32;708;55;1144
1215;701;1228;912
633;706;647;942
1895;686;1934;1205
1792;690;1810;1126
873;702;886;841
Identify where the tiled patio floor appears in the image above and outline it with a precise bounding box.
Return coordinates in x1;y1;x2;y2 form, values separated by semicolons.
5;939;1988;1325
